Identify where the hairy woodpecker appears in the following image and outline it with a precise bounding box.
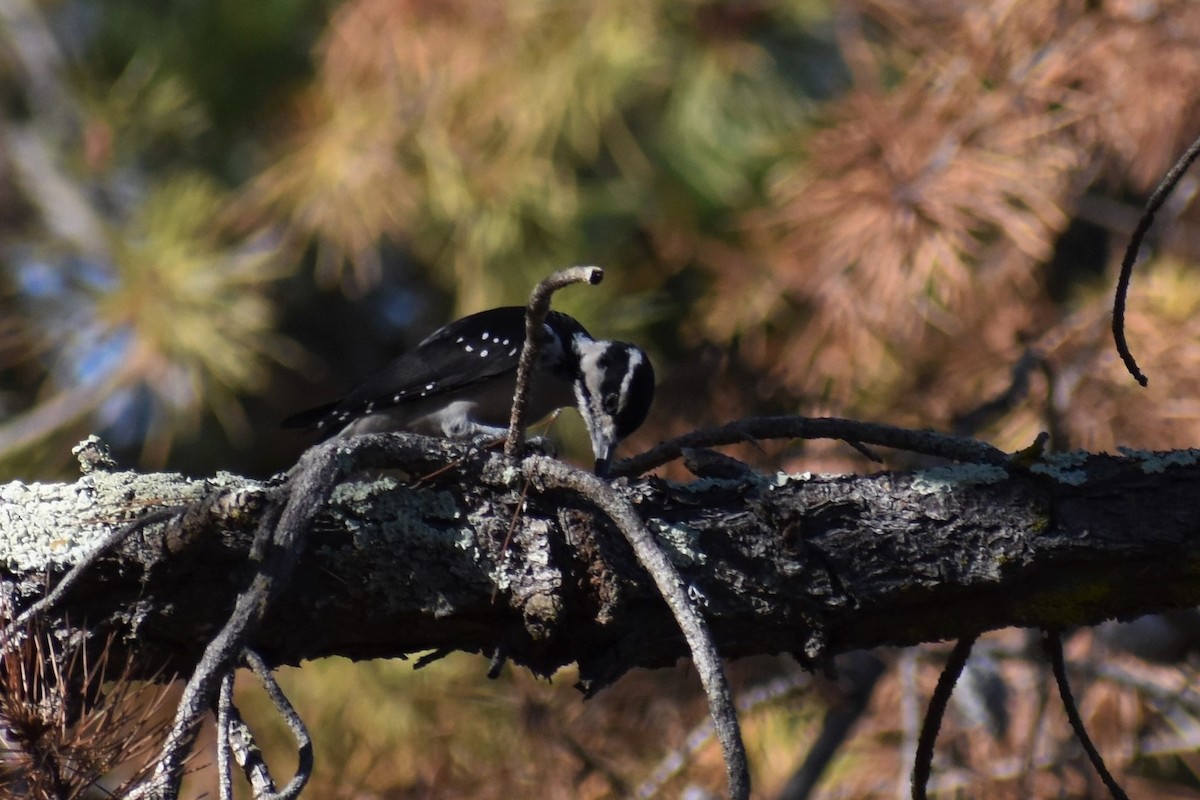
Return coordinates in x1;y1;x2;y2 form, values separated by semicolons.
282;306;655;476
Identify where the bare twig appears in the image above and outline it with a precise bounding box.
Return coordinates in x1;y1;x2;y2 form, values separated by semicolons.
217;671;238;800
136;437;348;797
613;416;1008;477
912;634;978;800
135;433;471;798
897;649;921;800
243;648;312;800
1113;132;1200;387
215;649;313;800
521;454;751;800
505;265;604;461
223;695;279;799
1043;629;1130;800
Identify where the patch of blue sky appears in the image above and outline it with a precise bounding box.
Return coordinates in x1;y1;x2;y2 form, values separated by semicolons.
97;384;147;448
15;252;116;297
371;284;423;333
70;254;118;291
64;325;132;386
14;258;68;298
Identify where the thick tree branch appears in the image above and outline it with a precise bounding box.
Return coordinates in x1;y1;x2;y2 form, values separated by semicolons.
5;436;1200;695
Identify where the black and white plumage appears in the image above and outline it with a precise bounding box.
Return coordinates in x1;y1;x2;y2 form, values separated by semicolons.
282;306;655;475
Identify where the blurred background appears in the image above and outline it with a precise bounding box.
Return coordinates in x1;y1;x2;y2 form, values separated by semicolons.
5;0;1200;797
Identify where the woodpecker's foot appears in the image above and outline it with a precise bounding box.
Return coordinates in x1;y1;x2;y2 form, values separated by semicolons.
467;432;507;450
467;433;557;457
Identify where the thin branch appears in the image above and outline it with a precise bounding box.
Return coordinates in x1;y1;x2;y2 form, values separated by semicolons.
242;648;312;800
137;436;348;797
521;454;751;800
912;634;978;800
897;649;921;800
136;508;286;797
224;699;279;798
217;670;236;800
133;433;478;797
1043;629;1130;800
505;265;604;461
614;416;1008;477
1112;131;1200;387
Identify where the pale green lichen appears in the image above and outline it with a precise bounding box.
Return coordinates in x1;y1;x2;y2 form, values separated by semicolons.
772;471;814;487
1028;451;1089;485
1116;447;1200;474
651;521;708;566
331;476;399;504
325;478;476;555
911;464;1008;494
668;470;817;494
0;470;197;572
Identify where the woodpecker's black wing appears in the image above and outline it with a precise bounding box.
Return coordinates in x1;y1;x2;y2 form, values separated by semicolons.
282;306;587;432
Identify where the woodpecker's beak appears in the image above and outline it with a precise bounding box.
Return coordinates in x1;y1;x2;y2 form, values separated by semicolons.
589;430;616;477
594;453;613;478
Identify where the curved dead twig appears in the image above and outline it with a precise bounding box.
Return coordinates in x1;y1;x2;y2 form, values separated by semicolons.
912;634;978;800
613;416;1008;477
137;435;440;798
505;265;604;461
242;648;313;800
521;454;751;800
1043;629;1130;800
1112;132;1200;387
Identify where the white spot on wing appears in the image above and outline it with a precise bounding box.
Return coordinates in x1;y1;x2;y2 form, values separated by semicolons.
481;349;489;357
465;344;474;352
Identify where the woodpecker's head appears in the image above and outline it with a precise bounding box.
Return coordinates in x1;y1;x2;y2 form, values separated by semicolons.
571;337;656;476
283;304;655;477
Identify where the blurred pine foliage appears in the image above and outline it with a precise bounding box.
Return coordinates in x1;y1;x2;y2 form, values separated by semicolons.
4;1;1200;797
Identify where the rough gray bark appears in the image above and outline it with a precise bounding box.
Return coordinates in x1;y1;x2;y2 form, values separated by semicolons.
4;436;1200;693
